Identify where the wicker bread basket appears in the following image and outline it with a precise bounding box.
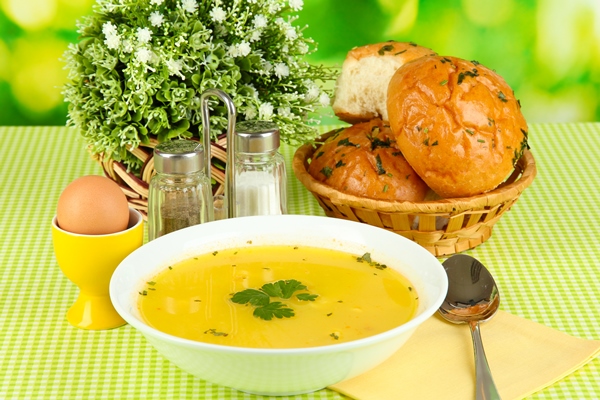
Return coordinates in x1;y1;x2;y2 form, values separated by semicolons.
97;134;229;219
292;129;537;257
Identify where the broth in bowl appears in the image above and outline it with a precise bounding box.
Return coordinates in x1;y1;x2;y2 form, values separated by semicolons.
138;245;418;348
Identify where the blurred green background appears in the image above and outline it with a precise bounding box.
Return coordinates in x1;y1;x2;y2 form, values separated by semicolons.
1;0;599;126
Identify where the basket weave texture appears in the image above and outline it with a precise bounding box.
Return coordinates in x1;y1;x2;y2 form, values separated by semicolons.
97;135;228;220
292;130;537;257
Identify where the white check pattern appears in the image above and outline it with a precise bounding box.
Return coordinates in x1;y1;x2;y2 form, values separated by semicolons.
0;124;598;399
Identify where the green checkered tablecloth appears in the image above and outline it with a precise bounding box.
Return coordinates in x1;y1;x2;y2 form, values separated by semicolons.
0;124;598;399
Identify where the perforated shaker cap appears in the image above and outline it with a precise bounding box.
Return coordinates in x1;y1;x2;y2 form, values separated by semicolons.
234;121;280;153
154;140;205;174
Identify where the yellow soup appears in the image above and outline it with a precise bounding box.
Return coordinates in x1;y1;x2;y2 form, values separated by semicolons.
138;245;418;348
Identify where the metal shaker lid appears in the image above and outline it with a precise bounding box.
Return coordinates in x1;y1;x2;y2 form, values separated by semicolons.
234;121;280;153
154;139;205;174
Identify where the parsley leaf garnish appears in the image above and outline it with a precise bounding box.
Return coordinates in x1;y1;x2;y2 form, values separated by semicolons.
231;289;269;306
231;280;318;321
262;279;307;299
253;302;295;320
296;293;318;301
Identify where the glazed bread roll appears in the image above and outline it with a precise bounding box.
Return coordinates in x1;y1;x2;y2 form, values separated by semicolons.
332;41;435;124
307;119;429;202
387;55;529;198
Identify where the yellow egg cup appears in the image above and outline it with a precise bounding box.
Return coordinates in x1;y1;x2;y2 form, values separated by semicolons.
52;208;144;330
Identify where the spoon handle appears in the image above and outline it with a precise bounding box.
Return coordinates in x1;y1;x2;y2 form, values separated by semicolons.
469;321;502;400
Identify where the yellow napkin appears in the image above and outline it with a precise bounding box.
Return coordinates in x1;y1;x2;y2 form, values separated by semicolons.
329;310;600;400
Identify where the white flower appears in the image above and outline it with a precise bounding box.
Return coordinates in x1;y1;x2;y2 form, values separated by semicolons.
104;33;120;50
229;41;251;57
135;47;154;64
238;41;251;57
150;0;164;5
319;92;330;107
149;11;164;27
181;0;198;13
284;26;297;40
289;0;303;11
305;84;320;102
259;102;274;119
274;63;290;78
244;106;257;120
122;39;134;53
267;0;281;14
166;58;185;78
277;106;292;118
102;22;120;50
297;42;309;54
210;6;226;23
227;44;239;57
249;30;261;42
253;15;268;29
136;27;153;44
102;21;118;36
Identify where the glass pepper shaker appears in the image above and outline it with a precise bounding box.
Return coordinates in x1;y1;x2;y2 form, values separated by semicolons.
232;121;287;217
147;139;214;241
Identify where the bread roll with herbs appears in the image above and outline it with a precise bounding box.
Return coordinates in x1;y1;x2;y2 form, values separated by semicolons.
387;55;529;198
307;119;429;202
332;41;436;124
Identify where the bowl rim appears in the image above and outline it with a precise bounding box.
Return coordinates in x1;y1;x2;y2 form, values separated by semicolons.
110;214;448;354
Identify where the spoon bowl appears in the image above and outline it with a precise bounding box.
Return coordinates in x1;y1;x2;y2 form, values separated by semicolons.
439;254;502;400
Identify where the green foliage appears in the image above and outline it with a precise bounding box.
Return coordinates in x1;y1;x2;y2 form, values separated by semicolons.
62;0;336;173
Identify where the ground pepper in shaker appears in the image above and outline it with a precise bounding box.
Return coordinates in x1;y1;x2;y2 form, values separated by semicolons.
233;121;287;217
147;140;213;241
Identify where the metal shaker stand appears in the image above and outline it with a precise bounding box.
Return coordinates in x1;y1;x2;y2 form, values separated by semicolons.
199;89;237;220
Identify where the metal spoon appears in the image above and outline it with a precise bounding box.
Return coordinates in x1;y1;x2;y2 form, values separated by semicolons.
438;254;502;400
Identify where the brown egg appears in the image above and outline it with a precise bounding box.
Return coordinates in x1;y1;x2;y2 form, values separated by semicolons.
56;175;130;235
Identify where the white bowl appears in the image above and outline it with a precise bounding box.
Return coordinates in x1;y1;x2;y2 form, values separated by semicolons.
110;215;447;396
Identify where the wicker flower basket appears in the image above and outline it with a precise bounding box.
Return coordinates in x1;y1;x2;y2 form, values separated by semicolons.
97;135;228;220
292;130;537;257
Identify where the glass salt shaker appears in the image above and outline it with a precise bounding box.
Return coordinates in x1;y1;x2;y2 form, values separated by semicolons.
147;140;214;241
232;121;287;217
